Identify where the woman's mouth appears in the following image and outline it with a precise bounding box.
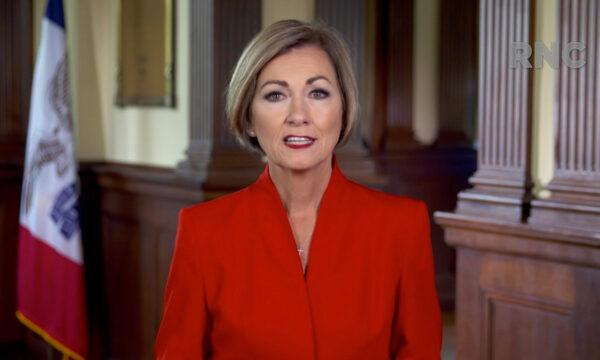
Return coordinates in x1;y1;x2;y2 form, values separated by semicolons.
283;135;315;149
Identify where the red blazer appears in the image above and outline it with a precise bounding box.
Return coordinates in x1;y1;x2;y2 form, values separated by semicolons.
155;155;442;359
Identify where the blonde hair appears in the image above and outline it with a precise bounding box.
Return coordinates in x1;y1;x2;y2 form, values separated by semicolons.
225;19;358;153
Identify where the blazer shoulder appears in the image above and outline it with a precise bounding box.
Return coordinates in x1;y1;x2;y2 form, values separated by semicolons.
174;187;253;254
180;186;251;225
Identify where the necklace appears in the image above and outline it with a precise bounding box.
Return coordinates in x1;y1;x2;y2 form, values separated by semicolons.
296;239;309;256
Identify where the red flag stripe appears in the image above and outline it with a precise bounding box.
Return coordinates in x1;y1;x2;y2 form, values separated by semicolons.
17;225;88;358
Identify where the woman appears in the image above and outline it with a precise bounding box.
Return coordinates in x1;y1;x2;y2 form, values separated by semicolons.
155;20;442;359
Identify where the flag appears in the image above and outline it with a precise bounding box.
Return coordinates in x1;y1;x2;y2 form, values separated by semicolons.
16;0;88;358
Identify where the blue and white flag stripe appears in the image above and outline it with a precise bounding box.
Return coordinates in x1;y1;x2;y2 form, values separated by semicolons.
45;0;65;29
21;0;82;265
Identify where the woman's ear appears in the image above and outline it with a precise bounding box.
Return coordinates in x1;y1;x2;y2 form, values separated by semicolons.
247;111;256;137
248;122;256;137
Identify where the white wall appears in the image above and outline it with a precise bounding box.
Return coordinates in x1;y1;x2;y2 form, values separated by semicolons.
413;0;440;144
106;0;189;167
532;0;557;197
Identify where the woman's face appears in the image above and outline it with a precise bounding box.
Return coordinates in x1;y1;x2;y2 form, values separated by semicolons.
250;45;343;171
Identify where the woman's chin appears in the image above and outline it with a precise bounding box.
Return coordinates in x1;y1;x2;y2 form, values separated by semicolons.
280;155;330;172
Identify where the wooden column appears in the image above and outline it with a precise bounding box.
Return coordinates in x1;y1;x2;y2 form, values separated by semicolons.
175;0;214;181
456;0;535;222
437;0;479;146
0;0;31;345
363;0;414;151
383;0;415;150
529;0;600;233
176;0;264;196
0;1;31;164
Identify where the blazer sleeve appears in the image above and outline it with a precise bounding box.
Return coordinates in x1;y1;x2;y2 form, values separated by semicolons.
154;208;211;359
390;201;442;359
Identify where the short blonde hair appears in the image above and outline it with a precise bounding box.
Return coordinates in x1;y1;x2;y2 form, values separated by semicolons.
225;19;358;153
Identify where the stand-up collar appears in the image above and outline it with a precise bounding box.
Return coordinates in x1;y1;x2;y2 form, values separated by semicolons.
252;153;347;203
249;153;352;279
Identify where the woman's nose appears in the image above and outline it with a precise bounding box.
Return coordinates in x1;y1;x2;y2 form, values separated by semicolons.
285;97;309;126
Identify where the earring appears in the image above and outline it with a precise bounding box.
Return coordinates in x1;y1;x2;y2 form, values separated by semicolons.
248;130;256;137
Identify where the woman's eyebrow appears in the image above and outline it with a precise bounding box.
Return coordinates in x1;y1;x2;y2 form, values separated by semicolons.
306;75;331;85
259;75;332;90
260;80;288;89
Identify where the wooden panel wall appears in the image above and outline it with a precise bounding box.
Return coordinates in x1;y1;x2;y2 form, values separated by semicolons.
436;215;600;359
378;148;476;310
0;167;25;344
79;164;202;359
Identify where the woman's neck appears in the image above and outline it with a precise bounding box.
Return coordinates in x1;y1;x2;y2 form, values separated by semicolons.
268;155;333;216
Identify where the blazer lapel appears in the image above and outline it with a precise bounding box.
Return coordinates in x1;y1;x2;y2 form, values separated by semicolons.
249;160;303;278
304;155;354;282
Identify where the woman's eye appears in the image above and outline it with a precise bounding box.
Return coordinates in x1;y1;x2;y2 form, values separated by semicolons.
264;91;284;102
310;89;330;99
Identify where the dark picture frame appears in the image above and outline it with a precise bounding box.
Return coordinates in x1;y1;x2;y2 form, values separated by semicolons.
116;0;175;107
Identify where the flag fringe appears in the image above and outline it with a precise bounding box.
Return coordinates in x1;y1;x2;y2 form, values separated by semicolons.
15;311;85;360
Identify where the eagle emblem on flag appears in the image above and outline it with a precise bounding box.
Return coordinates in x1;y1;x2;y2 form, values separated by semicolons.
22;55;74;219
